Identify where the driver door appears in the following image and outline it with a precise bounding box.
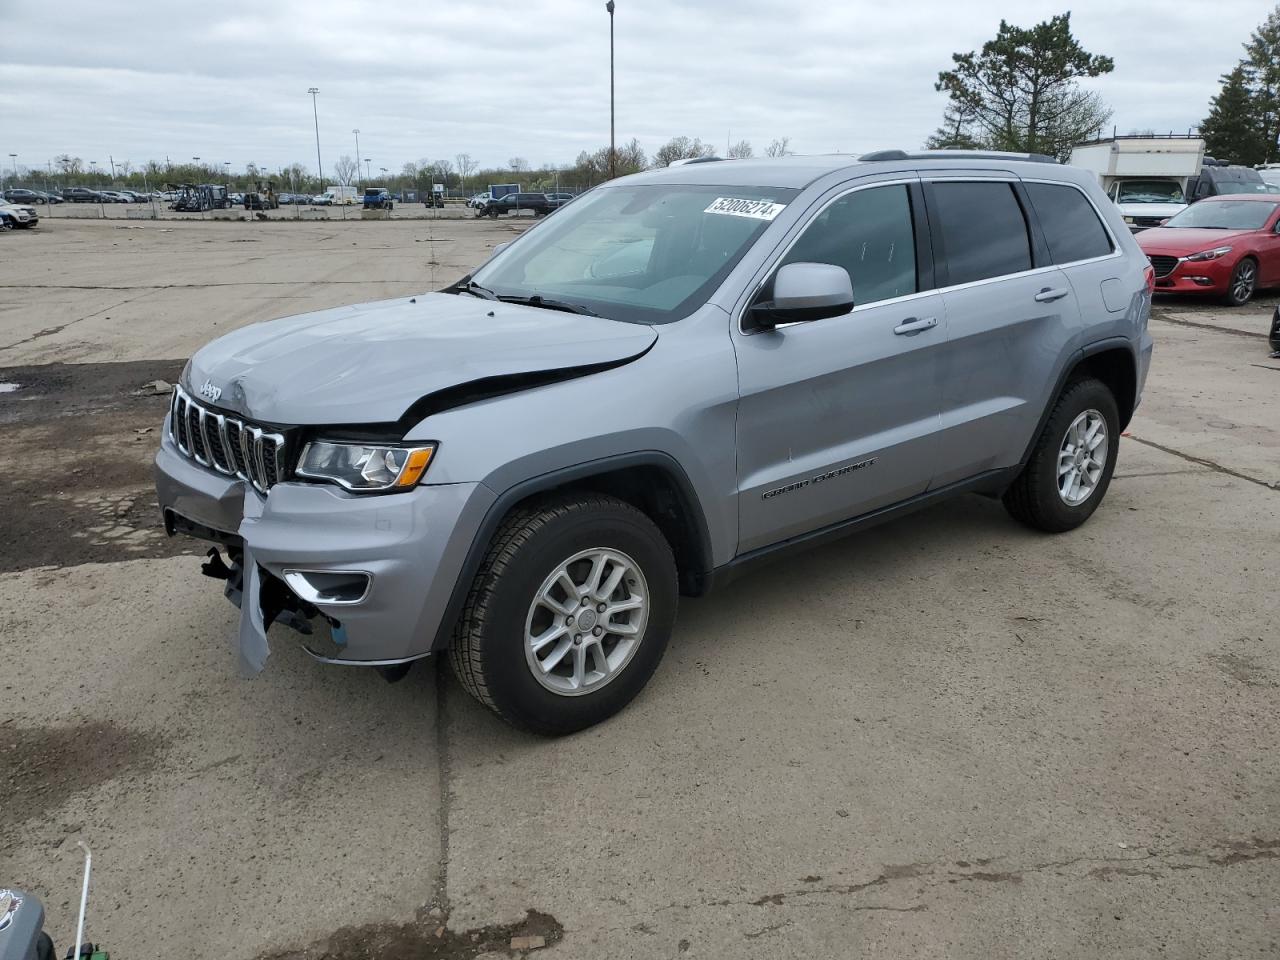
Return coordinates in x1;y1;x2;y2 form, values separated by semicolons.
732;179;944;554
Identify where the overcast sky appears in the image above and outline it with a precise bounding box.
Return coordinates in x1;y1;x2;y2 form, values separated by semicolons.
0;0;1272;177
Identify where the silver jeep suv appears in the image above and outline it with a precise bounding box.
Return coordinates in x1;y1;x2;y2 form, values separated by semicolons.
155;150;1154;734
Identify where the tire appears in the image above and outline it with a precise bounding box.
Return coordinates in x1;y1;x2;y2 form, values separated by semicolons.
488;207;498;218
1002;376;1120;533
1224;257;1257;307
449;493;678;736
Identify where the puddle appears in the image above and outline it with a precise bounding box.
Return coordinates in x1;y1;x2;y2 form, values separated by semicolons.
0;382;19;393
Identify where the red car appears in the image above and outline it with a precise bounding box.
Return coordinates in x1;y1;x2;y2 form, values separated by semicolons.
1137;194;1280;306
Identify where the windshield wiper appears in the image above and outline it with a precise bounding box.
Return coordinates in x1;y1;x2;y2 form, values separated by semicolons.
450;278;498;300
497;294;601;318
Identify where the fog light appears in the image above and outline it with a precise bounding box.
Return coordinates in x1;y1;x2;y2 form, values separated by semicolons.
283;569;372;605
1188;276;1215;286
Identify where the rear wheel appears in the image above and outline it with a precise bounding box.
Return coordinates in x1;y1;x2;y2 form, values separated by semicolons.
449;494;677;735
1003;377;1120;533
1225;257;1257;306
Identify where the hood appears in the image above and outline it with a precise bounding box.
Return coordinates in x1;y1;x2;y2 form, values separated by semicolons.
186;292;657;426
1137;226;1253;254
1116;201;1186;220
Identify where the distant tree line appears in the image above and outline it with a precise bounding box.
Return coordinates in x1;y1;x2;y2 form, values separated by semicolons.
7;134;795;197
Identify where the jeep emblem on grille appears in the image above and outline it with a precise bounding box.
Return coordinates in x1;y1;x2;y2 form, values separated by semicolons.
199;379;222;402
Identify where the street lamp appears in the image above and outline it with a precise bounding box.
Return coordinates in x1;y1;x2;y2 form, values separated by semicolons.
364;158;372;181
606;0;616;180
224;161;231;183
7;153;16;188
352;129;361;186
308;87;324;188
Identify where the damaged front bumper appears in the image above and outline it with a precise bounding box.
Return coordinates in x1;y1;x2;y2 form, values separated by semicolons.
154;434;495;673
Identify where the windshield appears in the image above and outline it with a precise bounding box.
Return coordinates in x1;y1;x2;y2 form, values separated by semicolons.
1164;200;1277;230
470;183;798;324
1116;180;1184;204
1215;180;1269;195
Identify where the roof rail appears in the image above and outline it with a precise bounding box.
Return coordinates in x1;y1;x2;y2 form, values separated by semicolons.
668;156;726;167
861;149;1058;164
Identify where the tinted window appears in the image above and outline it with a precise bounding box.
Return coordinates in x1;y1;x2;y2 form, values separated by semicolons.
1025;183;1113;264
781;185;916;305
932;182;1032;285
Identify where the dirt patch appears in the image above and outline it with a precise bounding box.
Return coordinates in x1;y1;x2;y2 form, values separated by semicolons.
0;359;200;572
258;908;563;960
0;721;167;840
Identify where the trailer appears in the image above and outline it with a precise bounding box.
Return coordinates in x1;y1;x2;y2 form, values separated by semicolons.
1069;136;1204;230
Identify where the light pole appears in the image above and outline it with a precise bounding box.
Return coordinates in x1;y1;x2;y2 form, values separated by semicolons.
352;129;361;187
606;0;615;180
224;161;231;184
7;153;16;188
308;87;324;188
364;158;372;182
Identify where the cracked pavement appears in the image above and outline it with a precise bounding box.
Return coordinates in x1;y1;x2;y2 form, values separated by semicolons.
0;219;1276;959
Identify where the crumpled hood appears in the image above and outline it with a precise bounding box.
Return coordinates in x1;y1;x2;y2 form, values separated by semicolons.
185;292;657;425
1137;227;1254;255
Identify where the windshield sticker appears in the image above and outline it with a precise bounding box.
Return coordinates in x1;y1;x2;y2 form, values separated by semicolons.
704;197;787;221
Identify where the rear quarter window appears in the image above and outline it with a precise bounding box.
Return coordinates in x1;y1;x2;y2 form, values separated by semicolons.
930;181;1033;286
1025;183;1114;264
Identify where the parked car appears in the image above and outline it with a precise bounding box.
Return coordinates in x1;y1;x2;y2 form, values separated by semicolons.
4;188;46;205
1187;161;1270;202
481;191;552;218
154;150;1152;735
362;187;394;210
545;192;576;209
1137;194;1280;306
61;187;102;203
98;190;130;203
311;194;333;206
468;192;492;211
0;199;39;228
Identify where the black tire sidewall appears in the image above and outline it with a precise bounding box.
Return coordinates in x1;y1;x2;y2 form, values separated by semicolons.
477;506;677;735
1027;379;1121;531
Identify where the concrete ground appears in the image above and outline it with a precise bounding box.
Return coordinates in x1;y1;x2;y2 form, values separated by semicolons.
1;218;1277;960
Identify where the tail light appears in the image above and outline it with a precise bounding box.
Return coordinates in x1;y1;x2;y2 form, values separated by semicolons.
1143;264;1155;293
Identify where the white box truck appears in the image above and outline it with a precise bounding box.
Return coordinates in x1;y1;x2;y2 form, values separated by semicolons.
320;184;358;205
1069;136;1205;231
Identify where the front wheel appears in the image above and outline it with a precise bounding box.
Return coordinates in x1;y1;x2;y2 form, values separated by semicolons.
1003;377;1120;533
449;494;678;736
1224;257;1257;307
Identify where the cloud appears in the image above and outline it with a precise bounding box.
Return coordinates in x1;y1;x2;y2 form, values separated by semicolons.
1;0;1272;174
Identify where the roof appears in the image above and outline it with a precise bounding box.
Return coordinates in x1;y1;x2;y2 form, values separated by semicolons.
625;150;1065;190
1194;192;1277;201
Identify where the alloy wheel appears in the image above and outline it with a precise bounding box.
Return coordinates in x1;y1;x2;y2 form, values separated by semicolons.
1057;409;1109;506
524;547;649;696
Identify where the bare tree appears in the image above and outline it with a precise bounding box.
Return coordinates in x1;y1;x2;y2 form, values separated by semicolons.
764;137;791;157
116;160;134;178
333;155;359;186
401;161;419;181
55;154;84;175
455;152;478;192
508;157;529;172
653;136;715;166
726;140;754;159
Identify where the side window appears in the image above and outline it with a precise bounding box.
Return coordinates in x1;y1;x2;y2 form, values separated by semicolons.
780;184;916;306
1024;183;1114;264
931;181;1032;286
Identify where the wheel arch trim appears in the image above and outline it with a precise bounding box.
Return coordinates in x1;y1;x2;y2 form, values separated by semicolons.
431;451;714;651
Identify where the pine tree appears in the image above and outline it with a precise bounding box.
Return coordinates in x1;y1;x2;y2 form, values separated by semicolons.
1244;5;1280;162
1202;65;1265;165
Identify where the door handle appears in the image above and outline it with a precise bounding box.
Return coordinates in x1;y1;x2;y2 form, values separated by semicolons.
893;316;938;335
1034;287;1070;303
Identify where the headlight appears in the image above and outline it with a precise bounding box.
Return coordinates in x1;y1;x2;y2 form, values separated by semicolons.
296;441;437;492
1185;246;1233;262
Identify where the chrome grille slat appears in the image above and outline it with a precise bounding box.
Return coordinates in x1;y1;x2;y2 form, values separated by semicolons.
171;386;286;493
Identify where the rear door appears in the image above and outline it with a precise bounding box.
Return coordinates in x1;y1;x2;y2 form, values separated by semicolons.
922;176;1083;487
733;177;946;554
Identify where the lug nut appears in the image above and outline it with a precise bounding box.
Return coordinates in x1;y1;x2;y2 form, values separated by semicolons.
566;616;574;626
574;634;582;644
597;603;606;613
592;626;602;637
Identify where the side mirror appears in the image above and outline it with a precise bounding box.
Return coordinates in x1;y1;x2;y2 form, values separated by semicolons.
747;262;854;331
